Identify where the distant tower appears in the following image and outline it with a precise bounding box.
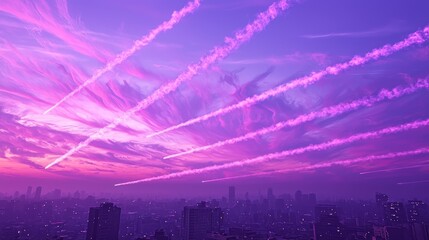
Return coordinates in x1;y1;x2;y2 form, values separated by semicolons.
313;204;346;240
183;201;222;240
26;186;32;200
52;189;61;199
309;193;317;205
267;188;274;200
376;192;389;207
384;202;407;225
34;186;42;200
267;188;275;209
408;200;429;224
86;202;121;240
295;190;302;202
154;229;169;240
375;192;389;223
73;191;81;199
228;186;236;206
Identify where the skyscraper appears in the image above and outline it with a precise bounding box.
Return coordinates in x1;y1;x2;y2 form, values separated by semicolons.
384;202;407;226
183;201;222;240
267;188;275;209
86;202;121;240
408;200;429;224
228;186;235;206
26;186;32;200
295;190;302;202
34;186;42;200
376;192;389;207
154;229;169;240
313;204;346;240
376;192;389;223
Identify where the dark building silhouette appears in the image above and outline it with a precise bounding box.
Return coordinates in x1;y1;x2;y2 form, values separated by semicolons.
376;193;389;206
26;186;32;200
183;201;222;240
408;200;429;224
154;229;169;240
86;202;121;240
228;186;235;206
52;189;61;199
295;190;302;202
384;202;407;226
376;192;389;223
0;227;19;240
313;204;346;240
34;186;42;200
309;193;317;204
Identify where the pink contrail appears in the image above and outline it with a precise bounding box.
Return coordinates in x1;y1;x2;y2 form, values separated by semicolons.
359;162;429;175
43;0;201;115
114;119;429;186
45;0;291;169
202;147;429;183
164;78;429;159
147;25;429;138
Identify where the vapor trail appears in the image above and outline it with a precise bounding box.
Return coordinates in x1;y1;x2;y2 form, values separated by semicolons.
359;162;429;175
147;26;429;138
45;0;291;169
164;78;429;159
202;147;429;183
115;119;429;186
397;180;429;185
43;0;201;115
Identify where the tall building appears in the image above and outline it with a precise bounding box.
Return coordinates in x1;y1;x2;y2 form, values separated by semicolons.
376;192;389;223
0;227;19;240
26;186;32;200
86;202;121;240
408;200;429;224
267;188;275;209
52;189;61;199
309;193;317;205
228;186;235;206
376;193;389;207
295;190;302;202
384;202;407;226
313;204;346;240
183;201;222;240
34;186;42;200
154;229;169;240
267;188;274;200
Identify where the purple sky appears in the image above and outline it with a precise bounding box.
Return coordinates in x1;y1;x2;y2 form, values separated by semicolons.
0;0;429;198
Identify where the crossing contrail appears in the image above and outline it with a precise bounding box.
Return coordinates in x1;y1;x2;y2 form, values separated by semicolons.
147;25;429;138
45;0;291;169
43;0;201;115
164;78;429;159
115;118;429;186
202;147;429;182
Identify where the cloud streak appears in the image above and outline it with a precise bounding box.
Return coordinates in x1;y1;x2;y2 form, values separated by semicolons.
201;147;429;182
147;26;429;138
44;0;291;169
164;78;429;159
115;118;429;186
43;0;201;114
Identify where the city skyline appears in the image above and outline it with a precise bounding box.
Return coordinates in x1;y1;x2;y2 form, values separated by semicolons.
1;0;429;198
1;186;428;239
